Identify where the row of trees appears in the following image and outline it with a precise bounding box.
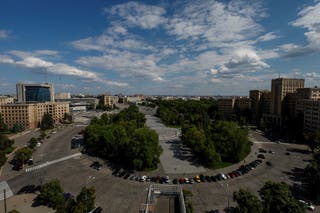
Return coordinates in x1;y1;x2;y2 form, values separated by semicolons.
233;181;305;213
0;134;15;168
84;106;162;170
155;99;250;168
36;179;95;213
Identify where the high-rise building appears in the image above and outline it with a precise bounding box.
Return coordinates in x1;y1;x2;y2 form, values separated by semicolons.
55;92;71;100
99;94;119;107
16;82;54;103
249;90;271;123
271;78;304;115
296;100;320;132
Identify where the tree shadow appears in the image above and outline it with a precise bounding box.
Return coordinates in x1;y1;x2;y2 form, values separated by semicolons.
286;148;312;154
206;210;220;213
282;167;305;182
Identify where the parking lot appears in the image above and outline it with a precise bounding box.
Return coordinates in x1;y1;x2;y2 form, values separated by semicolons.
0;108;316;212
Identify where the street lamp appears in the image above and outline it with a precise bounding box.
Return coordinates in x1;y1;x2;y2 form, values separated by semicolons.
85;176;95;213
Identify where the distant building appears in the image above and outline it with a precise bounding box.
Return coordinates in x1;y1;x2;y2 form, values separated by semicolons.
99;94;119;107
235;97;251;110
271;78;304;115
55;92;71;100
218;98;235;117
0;102;69;130
0;96;14;105
16;82;55;103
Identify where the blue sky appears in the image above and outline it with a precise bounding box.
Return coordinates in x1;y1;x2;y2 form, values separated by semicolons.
0;0;320;96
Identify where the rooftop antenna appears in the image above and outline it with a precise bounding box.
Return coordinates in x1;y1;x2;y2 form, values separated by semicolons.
278;71;281;78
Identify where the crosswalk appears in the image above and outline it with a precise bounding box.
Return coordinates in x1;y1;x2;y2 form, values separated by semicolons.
25;152;82;173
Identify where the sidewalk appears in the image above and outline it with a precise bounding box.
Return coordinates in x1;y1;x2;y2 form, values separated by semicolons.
0;194;54;213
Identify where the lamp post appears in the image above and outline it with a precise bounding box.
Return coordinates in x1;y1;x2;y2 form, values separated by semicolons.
85;176;95;213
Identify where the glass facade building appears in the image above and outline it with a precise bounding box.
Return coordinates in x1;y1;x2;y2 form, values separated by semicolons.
25;86;51;102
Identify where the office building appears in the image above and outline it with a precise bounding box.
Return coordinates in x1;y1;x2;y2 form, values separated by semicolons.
0;102;69;130
17;82;54;103
271;78;304;115
235;97;251;110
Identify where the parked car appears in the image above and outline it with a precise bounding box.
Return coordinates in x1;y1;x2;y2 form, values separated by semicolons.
179;177;185;184
184;177;190;184
173;178;178;184
298;200;315;211
194;176;201;183
266;161;272;166
257;154;265;159
259;148;267;153
90;162;102;170
218;173;227;180
140;175;147;182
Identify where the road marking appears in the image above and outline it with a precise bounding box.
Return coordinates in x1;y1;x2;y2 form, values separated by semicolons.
25;153;82;173
0;181;13;200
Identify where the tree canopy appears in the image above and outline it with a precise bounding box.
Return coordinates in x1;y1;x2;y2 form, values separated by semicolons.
14;147;32;163
84;105;162;170
304;151;320;202
40;113;54;130
234;182;305;213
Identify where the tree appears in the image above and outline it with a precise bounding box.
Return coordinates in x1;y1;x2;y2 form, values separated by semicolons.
304;151;320;202
12;123;23;133
0;114;8;132
14;147;33;163
0;134;14;150
62;113;73;124
40;113;54;130
75;186;96;212
233;189;263;213
37;179;65;209
28;137;38;149
259;181;305;213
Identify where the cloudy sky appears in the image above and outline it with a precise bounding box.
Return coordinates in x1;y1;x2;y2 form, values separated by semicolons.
0;0;320;95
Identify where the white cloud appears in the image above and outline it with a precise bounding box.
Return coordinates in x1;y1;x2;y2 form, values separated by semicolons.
287;1;320;57
105;2;167;29
166;0;263;47
257;32;280;42
0;52;128;87
0;30;9;39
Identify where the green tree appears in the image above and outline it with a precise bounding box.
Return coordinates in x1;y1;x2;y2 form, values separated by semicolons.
76;186;96;212
40;113;54;130
304;151;320;202
0;134;14;150
37;179;65;209
259;181;305;213
0;114;8;132
14;147;33;163
12;123;24;133
62;113;73;124
28;137;38;149
233;189;263;213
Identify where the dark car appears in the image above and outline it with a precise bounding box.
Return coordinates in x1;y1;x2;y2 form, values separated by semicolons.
205;175;211;182
199;174;205;182
257;154;265;159
13;160;23;171
210;176;217;182
90;162;102;170
173;178;178;184
259;148;267;153
266;161;273;166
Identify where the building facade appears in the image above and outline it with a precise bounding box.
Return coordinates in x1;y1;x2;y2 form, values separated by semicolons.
99;95;119;107
0;96;14;105
249;90;271;123
271;78;304;115
218;98;235;117
55;92;71;100
17;83;55;103
0;102;69;130
296;100;320;132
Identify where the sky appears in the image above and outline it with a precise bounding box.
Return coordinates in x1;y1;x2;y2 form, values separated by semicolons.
0;0;320;96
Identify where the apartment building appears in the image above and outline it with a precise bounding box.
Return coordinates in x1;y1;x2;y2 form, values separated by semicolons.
0;102;69;130
249;90;271;123
99;94;119;107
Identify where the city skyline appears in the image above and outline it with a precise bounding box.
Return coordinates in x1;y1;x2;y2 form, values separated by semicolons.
0;0;320;95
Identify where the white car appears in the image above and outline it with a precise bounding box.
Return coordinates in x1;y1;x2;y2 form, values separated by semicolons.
299;200;315;211
184;178;190;184
140;175;147;182
36;142;41;147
